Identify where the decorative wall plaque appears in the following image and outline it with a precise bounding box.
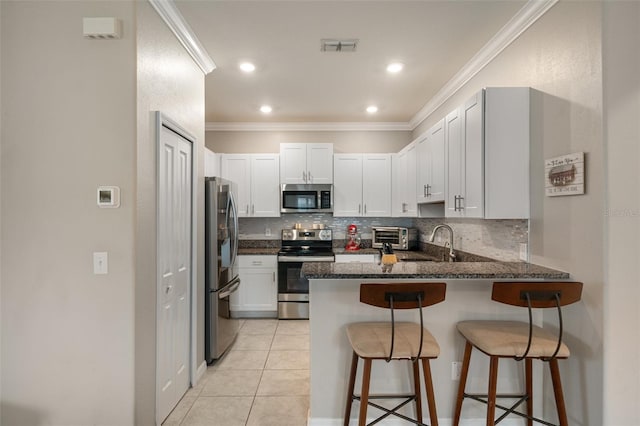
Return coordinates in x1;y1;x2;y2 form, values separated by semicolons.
545;152;585;197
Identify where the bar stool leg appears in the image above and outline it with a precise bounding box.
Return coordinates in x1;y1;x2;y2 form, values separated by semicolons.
421;358;439;426
412;361;423;423
525;358;533;426
358;359;372;426
453;342;473;426
344;351;359;426
549;358;569;426
486;356;499;426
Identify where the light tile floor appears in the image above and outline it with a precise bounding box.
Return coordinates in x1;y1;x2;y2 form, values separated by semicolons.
163;319;310;426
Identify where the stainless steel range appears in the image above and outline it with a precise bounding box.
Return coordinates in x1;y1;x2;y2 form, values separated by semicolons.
278;228;334;319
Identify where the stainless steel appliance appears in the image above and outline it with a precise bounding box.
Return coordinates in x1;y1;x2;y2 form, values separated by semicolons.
281;184;333;213
205;177;241;363
278;228;334;319
372;226;418;251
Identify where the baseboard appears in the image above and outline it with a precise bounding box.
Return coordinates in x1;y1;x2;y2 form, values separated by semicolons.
308;418;524;426
194;360;207;386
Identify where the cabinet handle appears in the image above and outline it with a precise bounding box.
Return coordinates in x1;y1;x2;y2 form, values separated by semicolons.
423;185;427;197
454;195;464;211
308;172;312;183
426;184;432;197
273;271;276;282
252;261;262;266
358;204;361;214
402;202;406;213
246;205;249;214
303;171;307;182
251;204;255;215
364;204;367;215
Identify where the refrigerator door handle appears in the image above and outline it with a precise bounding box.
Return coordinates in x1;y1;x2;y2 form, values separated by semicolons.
228;190;239;267
218;277;241;299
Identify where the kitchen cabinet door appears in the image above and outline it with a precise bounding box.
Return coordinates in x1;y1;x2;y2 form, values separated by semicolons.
417;119;445;204
392;144;417;217
221;154;251;217
445;90;484;218
280;143;333;184
250;154;280;217
333;154;363;216
231;256;277;317
445;107;463;217
306;143;333;184
362;154;392;217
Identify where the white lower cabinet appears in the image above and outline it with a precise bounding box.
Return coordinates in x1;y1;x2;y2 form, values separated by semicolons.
231;255;278;318
335;254;375;263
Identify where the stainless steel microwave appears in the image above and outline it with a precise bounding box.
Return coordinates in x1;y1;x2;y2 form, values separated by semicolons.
281;184;333;213
372;226;418;250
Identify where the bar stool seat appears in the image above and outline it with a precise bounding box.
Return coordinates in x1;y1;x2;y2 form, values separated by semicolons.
343;282;446;426
457;320;570;358
347;322;440;359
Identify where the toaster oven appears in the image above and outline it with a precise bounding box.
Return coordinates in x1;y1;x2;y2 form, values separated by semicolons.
372;227;418;251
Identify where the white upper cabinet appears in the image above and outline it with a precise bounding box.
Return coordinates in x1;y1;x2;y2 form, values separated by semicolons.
221;154;280;217
416;119;445;203
334;153;391;217
204;147;220;177
484;87;530;219
445;90;484;218
280;143;333;184
392;143;417;217
445;88;530;219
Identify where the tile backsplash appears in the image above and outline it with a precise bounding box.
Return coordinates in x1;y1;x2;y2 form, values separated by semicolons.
238;214;528;262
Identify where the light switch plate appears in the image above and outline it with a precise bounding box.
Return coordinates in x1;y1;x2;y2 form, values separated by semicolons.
93;252;108;274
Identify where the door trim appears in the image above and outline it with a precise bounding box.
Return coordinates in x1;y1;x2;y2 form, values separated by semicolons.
155;112;198;425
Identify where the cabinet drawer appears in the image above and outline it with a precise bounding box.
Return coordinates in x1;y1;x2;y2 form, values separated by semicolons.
238;255;277;268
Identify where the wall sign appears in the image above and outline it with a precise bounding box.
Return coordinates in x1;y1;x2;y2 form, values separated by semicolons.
545;152;585;197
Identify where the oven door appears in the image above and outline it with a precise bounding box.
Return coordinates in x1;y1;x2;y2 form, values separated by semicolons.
277;260;309;301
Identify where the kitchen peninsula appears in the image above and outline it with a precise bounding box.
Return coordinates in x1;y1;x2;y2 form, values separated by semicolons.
304;260;570;425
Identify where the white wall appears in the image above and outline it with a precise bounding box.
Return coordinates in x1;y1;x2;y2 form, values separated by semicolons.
135;2;206;424
412;2;604;424
206;130;411;153
602;2;640;424
1;1;137;424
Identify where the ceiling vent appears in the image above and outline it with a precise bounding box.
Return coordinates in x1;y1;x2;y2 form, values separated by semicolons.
321;39;358;52
83;17;122;40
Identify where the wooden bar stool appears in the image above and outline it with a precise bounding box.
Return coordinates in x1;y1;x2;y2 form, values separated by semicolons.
452;281;582;426
344;282;446;426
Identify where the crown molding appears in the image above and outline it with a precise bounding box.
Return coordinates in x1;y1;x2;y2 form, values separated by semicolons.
409;0;559;130
148;0;216;74
205;121;413;132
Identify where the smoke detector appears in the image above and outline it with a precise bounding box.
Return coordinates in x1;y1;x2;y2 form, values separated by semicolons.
321;39;358;52
83;17;122;40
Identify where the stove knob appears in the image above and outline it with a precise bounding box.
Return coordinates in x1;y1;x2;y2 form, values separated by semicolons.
319;230;331;240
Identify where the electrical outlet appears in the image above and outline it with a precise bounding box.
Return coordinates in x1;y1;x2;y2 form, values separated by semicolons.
519;243;528;261
451;362;462;380
265;227;271;237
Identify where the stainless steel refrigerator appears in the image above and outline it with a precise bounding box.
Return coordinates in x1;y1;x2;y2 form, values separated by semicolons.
205;177;241;363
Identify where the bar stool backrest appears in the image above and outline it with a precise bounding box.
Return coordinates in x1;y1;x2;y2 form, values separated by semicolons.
491;282;583;308
360;282;447;309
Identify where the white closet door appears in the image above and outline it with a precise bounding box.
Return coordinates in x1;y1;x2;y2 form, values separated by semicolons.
157;124;192;423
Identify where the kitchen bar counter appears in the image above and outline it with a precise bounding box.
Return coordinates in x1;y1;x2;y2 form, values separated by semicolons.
306;261;572;425
303;259;569;280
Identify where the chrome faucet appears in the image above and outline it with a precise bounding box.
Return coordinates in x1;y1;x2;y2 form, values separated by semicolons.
428;224;456;262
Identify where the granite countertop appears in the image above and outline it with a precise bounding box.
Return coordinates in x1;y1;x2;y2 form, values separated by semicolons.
302;261;570;280
238;247;280;255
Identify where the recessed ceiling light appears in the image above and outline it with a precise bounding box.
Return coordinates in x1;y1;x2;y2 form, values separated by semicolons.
260;105;272;114
239;62;256;73
386;62;404;73
366;105;378;114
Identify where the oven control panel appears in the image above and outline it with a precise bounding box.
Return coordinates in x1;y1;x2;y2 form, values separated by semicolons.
282;229;332;241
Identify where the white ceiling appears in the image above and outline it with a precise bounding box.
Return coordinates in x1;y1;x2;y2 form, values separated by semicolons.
176;0;527;125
